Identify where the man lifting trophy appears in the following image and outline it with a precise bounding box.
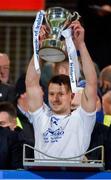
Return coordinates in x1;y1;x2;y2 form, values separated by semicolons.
26;8;98;169
33;7;81;92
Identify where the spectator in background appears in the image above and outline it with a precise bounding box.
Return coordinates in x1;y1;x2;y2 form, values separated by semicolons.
40;62;55;105
0;53;16;103
54;57;84;80
0;82;16;103
0;53;10;83
15;73;35;148
0;101;34;164
0;102;23;169
98;65;111;127
0;127;23;169
102;90;111;127
0;101;17;130
98;66;111;169
99;65;111;95
54;60;69;76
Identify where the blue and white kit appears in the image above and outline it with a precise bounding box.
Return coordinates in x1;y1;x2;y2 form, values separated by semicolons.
30;104;96;160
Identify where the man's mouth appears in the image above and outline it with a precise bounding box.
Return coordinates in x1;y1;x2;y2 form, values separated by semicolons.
53;102;61;106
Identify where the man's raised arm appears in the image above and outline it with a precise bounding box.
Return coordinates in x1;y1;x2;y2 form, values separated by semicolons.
70;21;97;112
25;56;43;112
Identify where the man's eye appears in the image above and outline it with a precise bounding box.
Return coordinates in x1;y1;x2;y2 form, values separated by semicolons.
0;66;9;70
59;93;64;96
4;67;9;70
49;93;54;96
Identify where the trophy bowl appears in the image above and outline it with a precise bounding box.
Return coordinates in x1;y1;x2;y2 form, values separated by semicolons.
39;7;80;63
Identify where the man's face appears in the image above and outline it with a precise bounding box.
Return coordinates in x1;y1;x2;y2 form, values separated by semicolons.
0;55;10;83
48;83;72;115
0;112;11;128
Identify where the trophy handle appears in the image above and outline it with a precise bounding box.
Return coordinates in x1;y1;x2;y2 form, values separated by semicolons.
71;11;81;21
61;11;81;31
58;11;81;39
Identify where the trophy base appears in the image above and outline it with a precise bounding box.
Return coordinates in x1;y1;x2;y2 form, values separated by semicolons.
39;39;66;62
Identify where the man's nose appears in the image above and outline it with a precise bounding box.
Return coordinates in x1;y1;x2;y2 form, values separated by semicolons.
53;94;59;101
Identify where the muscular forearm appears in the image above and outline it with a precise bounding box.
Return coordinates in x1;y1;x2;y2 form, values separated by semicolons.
26;56;43;112
79;42;97;86
79;42;97;111
26;56;40;88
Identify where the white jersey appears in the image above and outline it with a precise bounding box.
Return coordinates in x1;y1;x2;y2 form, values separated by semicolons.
30;104;96;160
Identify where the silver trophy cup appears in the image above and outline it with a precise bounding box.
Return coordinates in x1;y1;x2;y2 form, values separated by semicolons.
39;7;80;62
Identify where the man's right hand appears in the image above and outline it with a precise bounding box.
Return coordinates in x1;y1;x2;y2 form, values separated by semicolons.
39;25;49;46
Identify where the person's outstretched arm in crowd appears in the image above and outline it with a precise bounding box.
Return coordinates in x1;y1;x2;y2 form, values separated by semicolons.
69;21;97;112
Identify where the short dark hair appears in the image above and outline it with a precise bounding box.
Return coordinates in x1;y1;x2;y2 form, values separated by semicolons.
48;74;71;92
0;101;17;118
